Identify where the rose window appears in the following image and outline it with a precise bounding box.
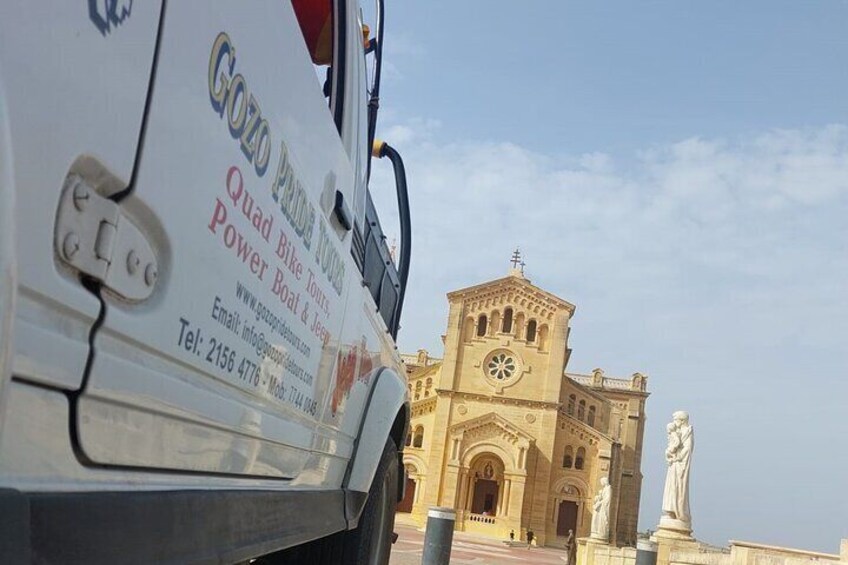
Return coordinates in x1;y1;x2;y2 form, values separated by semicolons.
487;352;517;381
482;349;523;390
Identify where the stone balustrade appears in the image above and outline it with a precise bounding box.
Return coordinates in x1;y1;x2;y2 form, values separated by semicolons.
467;513;497;525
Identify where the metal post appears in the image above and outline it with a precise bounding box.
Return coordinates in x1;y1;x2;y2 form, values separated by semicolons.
636;539;658;565
422;507;456;565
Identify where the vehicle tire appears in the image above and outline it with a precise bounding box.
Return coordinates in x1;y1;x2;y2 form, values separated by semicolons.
340;437;399;565
255;437;399;565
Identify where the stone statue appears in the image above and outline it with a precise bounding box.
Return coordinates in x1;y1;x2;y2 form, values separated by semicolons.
590;477;612;540
660;411;694;533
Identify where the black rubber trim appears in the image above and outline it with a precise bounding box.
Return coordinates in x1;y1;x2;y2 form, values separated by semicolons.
0;490;30;565
341;366;387;527
350;220;365;273
366;0;385;181
378;144;411;339
344;489;369;527
333;189;352;231
111;0;167;203
0;488;347;565
331;0;347;134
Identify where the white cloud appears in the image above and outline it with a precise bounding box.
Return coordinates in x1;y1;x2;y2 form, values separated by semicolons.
372;122;847;337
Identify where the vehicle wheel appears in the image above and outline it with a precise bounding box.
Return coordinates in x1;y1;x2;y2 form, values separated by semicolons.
340;437;399;565
255;437;399;565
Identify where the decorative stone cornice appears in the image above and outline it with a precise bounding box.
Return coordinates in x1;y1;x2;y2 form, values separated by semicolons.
557;410;615;446
447;276;576;317
565;369;650;396
408;362;442;381
410;395;437;417
449;411;536;447
438;389;560;411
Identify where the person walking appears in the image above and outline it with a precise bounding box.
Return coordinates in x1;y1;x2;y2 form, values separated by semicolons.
565;529;576;564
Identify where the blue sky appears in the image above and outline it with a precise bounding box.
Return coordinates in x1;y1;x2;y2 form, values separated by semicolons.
367;1;848;553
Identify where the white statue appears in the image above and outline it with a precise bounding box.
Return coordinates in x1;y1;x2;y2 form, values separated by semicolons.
590;477;612;540
660;411;694;531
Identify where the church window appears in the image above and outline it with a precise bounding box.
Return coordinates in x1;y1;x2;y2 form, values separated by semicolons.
567;394;576;416
526;320;537;343
538;324;549;351
578;400;585;421
405;432;412;447
464;317;475;342
575;447;586;470
502;307;513;333
413;426;424;448
477;314;488;337
563;446;573;468
486;352;517;381
588;405;596;427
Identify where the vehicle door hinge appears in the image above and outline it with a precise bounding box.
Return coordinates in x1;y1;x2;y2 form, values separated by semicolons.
55;175;158;301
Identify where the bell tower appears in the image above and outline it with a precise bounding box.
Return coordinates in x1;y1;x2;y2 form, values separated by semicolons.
439;251;576;403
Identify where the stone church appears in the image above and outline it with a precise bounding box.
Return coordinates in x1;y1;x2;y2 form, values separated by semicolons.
398;266;650;548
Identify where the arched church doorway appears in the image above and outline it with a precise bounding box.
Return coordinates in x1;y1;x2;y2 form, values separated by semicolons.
397;477;416;513
397;463;420;513
553;483;583;538
467;455;505;516
471;478;498;514
557;500;578;536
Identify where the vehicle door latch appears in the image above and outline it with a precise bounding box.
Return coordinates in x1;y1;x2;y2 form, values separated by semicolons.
55;174;158;301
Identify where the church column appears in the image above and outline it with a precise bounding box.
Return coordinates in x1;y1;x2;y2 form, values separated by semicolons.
456;468;468;509
503;479;512;516
495;480;505;516
467;473;476;510
506;474;526;529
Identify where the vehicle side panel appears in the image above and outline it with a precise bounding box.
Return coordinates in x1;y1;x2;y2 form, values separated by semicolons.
76;1;403;486
0;1;162;392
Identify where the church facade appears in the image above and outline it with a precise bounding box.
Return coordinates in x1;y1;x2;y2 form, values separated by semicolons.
398;268;650;548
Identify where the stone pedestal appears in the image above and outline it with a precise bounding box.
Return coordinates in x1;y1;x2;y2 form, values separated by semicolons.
650;531;700;565
577;536;609;565
653;515;694;542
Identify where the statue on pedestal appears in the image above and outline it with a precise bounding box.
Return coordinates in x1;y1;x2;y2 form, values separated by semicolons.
590;477;612;541
658;411;694;536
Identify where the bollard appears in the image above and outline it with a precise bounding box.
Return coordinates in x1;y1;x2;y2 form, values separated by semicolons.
636;539;658;565
421;507;456;565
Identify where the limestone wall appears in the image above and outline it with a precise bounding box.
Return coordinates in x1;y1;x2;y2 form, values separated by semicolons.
577;540;637;565
727;540;843;565
580;537;847;565
668;545;732;565
667;540;845;565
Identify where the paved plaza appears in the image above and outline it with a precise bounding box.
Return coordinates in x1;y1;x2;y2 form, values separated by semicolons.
389;522;570;565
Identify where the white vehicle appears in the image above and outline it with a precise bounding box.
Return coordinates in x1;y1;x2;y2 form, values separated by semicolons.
0;1;412;563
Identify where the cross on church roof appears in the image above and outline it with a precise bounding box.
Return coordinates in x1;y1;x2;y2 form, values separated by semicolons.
510;248;522;269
